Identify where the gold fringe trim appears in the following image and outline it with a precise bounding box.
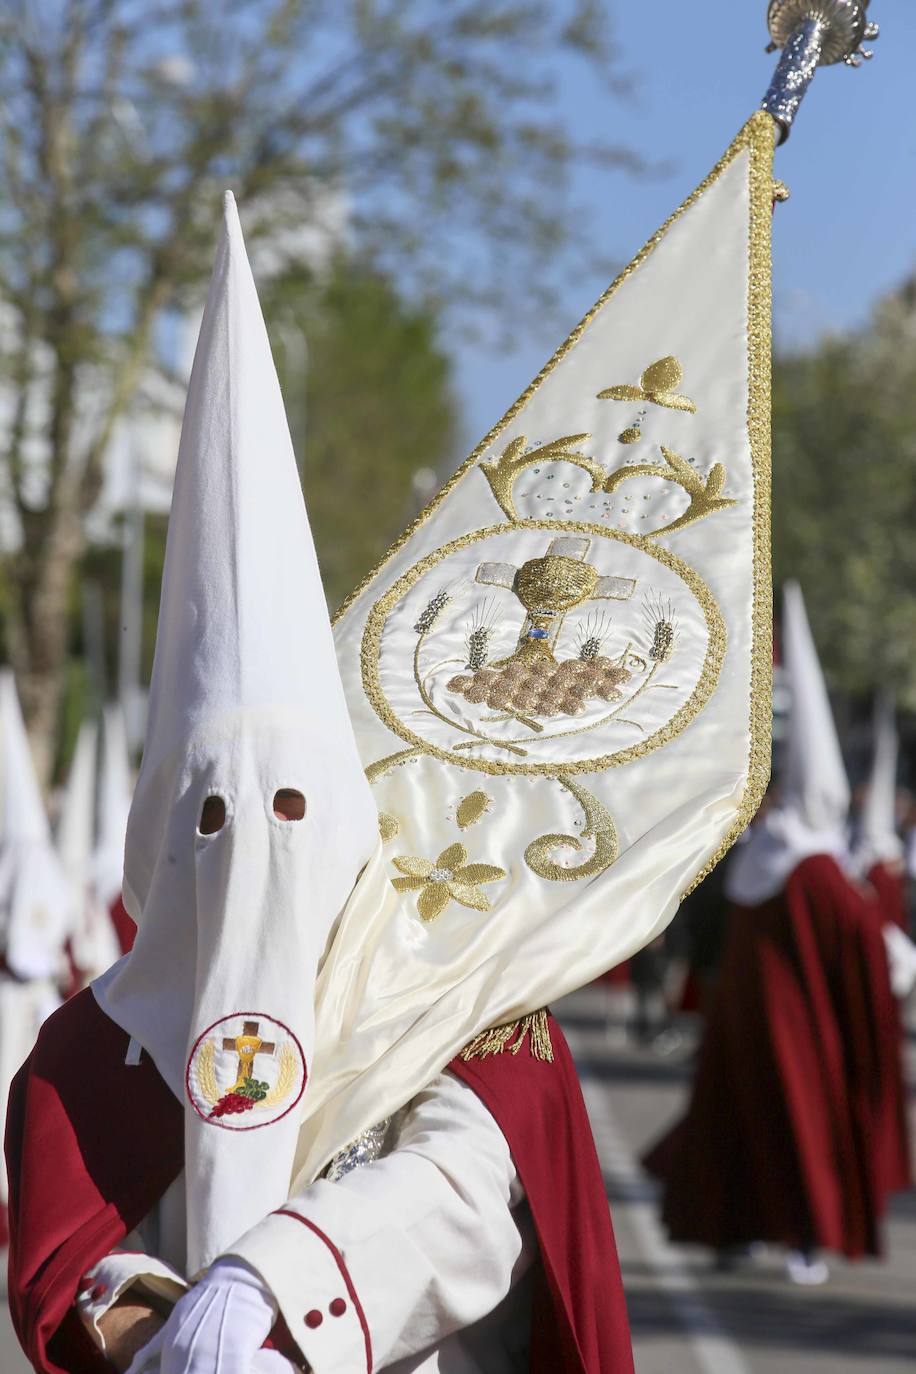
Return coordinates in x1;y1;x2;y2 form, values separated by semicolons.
460;1009;553;1064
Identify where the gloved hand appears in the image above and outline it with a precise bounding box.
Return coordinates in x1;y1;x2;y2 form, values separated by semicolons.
251;1353;298;1373
130;1258;279;1374
124;1332;295;1374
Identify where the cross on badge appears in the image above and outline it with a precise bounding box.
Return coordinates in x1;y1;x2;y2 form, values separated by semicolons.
223;1020;276;1089
475;536;636;657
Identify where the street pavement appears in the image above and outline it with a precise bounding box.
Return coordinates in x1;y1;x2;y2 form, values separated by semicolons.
558;984;916;1374
1;985;914;1372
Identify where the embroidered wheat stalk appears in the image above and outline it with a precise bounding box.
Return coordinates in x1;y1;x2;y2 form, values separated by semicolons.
643;594;677;664
650;619;675;662
197;1039;220;1106
414;589;451;634
466;625;492;670
264;1041;298;1107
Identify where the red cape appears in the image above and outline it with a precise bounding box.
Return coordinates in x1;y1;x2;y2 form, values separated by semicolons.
644;854;910;1258
6;989;631;1374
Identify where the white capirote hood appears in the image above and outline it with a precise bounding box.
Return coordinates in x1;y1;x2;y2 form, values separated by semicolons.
91;705;133;910
93;193;380;1272
57;718;121;981
852;693;903;875
725;581;849;906
0;670;73;980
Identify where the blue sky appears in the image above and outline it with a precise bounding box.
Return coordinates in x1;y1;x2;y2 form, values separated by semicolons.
452;1;915;449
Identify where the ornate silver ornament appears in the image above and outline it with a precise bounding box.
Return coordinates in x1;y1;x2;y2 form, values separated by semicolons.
766;1;877;66
761;1;879;141
324;1117;391;1181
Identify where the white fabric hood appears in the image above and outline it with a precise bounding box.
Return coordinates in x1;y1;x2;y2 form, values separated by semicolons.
853;693;903;874
91;705;133;910
0;671;73;979
93;193;379;1272
725;581;849;906
57;718;121;980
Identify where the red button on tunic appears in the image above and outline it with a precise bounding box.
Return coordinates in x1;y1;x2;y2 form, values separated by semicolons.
305;1309;323;1329
329;1297;347;1317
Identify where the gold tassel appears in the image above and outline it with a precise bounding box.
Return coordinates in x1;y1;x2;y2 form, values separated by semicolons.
460;1009;553;1064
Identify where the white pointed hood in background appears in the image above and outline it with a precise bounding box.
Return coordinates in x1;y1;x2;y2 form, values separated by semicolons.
57;718;98;888
781;579;850;833
93;193;379;1273
0;671;73;979
92;704;133;910
854;693;903;873
58;718;122;981
726;580;849;905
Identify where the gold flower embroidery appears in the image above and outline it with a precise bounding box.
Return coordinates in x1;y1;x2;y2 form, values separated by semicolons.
392;842;506;922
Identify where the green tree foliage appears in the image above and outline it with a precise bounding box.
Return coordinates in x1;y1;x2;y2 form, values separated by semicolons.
53;259;455;777
0;0;633;778
772;278;916;702
264;258;458;609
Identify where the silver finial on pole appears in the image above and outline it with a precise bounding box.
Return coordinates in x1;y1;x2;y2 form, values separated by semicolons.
762;1;879;143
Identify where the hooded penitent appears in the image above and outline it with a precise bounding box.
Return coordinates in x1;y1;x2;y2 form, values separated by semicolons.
93;193;379;1273
91;705;134;911
56;718;97;895
0;671;73;981
57;718;120;981
726;580;850;905
101;111;776;1270
854;693;903;873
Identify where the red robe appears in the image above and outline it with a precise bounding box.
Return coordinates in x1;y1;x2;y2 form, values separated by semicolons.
862;862;912;1202
6;989;632;1374
108;897;137;956
644;854;910;1258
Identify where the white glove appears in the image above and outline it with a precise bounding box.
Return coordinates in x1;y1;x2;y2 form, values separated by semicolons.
124;1332;294;1374
146;1258;279;1374
251;1353;298;1373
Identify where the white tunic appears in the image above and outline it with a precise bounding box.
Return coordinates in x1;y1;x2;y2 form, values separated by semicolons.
79;1070;535;1372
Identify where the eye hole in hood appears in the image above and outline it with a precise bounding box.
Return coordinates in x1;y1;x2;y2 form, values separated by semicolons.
273;788;306;822
199;795;227;834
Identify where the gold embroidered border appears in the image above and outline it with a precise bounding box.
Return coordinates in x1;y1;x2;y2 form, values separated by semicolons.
360;518;726;777
680;113;775;896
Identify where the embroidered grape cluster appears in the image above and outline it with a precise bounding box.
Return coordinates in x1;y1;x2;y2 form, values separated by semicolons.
209;1077;269;1119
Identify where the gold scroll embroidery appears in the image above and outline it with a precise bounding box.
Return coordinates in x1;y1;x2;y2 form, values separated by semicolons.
525;775;618;882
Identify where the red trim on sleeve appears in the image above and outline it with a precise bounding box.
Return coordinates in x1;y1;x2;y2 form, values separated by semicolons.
273;1209;372;1373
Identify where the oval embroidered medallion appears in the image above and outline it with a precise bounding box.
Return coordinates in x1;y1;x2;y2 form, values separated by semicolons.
185;1012;306;1130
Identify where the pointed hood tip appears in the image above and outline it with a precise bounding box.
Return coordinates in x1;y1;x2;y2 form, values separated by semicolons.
781;579;850;834
222;189;243;240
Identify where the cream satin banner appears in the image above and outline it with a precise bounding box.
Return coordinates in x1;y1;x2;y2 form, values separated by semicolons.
296;113;777;1184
